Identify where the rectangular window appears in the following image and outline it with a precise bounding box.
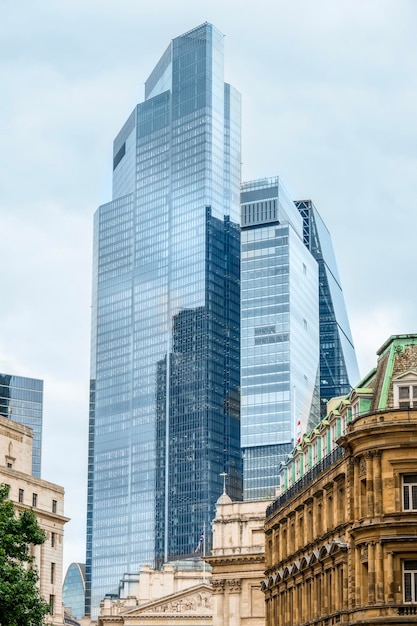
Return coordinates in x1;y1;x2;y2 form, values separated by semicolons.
51;562;55;584
403;475;417;511
51;532;56;548
394;383;417;409
49;594;55;615
18;489;24;504
352;401;360;418
32;493;38;508
403;560;417;602
52;499;57;513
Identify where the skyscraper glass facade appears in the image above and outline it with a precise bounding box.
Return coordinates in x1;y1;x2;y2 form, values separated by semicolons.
241;178;320;500
86;23;242;616
62;563;86;620
0;373;43;477
295;200;360;417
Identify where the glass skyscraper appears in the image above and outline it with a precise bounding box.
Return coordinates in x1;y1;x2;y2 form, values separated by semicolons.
241;178;320;500
240;181;360;500
0;373;43;477
86;23;242;616
63;563;86;620
295;200;360;416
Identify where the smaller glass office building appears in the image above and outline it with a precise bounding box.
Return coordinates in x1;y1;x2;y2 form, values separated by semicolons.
63;563;86;619
241;178;320;500
0;374;43;477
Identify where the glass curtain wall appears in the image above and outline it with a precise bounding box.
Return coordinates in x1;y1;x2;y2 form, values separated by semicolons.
241;178;320;500
0;374;43;477
295;200;360;418
86;23;241;616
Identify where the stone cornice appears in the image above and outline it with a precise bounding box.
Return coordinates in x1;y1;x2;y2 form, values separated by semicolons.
205;554;265;567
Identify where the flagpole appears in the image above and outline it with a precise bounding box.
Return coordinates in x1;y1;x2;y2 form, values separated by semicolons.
202;521;206;583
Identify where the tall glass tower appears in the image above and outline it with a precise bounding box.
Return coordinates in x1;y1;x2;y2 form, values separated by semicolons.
295;200;360;416
86;23;242;616
0;373;43;477
241;178;320;500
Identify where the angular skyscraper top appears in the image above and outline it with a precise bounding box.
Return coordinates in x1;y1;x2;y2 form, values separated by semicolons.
0;373;43;477
86;23;242;616
295;200;360;416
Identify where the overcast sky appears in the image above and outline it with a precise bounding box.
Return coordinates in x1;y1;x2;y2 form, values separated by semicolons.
1;0;416;574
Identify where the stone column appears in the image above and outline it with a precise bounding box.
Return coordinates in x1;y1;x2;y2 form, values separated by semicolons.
387;552;394;603
353;458;360;519
312;572;318;619
366;451;374;518
368;542;375;604
335;564;340;613
324;482;334;530
373;451;382;517
211;579;225;626
321;568;328;617
321;492;327;535
227;579;241;626
355;546;361;607
375;541;384;604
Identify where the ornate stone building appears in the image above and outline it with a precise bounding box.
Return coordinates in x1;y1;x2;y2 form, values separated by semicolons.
0;413;69;625
98;490;269;626
263;334;417;625
98;561;212;626
205;490;270;626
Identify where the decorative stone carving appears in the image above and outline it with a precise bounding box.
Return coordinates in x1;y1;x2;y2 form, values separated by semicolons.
227;578;241;593
147;591;212;614
212;579;226;594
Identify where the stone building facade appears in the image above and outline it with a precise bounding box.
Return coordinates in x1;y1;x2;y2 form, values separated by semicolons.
98;561;212;626
98;491;269;626
206;491;270;626
263;334;417;625
0;414;69;625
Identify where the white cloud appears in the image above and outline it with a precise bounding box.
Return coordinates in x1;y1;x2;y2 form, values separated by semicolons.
1;0;416;574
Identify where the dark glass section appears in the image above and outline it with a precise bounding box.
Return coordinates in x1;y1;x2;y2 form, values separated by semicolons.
0;373;43;477
155;209;241;566
112;142;125;170
295;200;360;416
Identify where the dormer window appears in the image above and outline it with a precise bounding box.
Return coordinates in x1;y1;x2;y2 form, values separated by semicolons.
393;372;417;409
397;385;417;409
351;401;360;418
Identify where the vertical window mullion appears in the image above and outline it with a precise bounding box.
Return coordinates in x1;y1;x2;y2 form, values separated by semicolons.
404;572;412;602
412;485;417;510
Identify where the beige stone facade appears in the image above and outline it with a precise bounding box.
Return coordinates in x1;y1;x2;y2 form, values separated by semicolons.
98;493;269;626
0;414;69;625
263;334;417;625
98;562;212;626
205;493;270;626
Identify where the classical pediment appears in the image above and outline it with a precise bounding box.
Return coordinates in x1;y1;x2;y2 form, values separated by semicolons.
122;583;212;618
392;370;417;382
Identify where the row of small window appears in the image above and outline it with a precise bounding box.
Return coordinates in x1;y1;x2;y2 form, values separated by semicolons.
18;488;58;513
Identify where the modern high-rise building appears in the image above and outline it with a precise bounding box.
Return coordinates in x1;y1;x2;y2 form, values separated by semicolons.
0;373;43;477
295;200;360;416
240;180;359;500
240;178;321;500
86;23;242;616
63;563;86;620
